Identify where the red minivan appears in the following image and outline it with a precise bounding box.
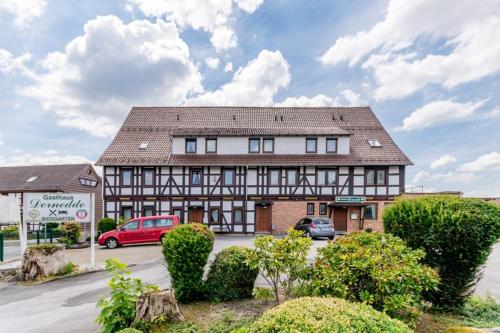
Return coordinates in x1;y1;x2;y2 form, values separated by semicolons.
98;215;180;249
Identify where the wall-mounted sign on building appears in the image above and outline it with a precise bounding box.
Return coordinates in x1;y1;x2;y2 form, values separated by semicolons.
23;193;92;223
335;196;366;203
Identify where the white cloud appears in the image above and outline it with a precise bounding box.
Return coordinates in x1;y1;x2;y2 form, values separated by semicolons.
275;89;366;107
458;152;500;172
224;62;233;72
17;16;202;137
400;99;485;131
490;106;500;117
0;49;34;77
128;0;264;52
0;0;46;28
0;133;4;145
430;154;457;169
187;50;290;106
412;170;475;184
320;0;500;100
0;150;91;167
205;57;220;69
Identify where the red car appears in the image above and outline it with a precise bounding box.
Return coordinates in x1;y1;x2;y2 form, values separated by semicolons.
98;215;180;249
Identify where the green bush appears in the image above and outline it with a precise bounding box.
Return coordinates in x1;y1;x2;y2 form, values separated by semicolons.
383;195;500;308
249;297;412;333
1;225;19;239
97;259;159;333
456;296;500;328
116;329;143;333
162;224;214;303
309;232;439;323
205;246;258;302
58;222;82;245
98;218;117;234
246;229;312;304
56;262;75;276
27;243;62;255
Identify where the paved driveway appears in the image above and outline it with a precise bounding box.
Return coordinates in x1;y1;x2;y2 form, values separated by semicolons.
0;236;498;333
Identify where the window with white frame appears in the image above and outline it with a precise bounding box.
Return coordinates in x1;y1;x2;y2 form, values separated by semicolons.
269;169;280;186
317;169;337;186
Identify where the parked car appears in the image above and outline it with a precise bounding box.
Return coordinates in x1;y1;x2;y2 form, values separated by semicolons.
293;217;336;240
98;215;180;249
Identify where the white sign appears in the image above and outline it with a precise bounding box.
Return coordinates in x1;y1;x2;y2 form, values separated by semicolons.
23;193;92;223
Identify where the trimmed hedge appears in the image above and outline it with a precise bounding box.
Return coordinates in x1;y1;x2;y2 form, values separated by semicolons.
116;329;142;333
310;232;439;322
205;246;258;302
98;218;117;234
162;224;214;303
249;297;412;333
383;195;500;308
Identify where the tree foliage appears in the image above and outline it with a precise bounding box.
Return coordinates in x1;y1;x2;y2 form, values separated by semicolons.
245;229;312;304
383;195;500;308
98;218;117;234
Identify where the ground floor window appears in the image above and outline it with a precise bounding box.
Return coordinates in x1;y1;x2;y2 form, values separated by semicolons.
172;209;183;223
142;206;154;217
306;202;315;215
364;204;377;220
319;203;327;215
121;206;132;221
210;208;220;223
233;208;243;224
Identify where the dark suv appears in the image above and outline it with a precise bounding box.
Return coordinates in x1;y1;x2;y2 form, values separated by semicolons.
293;217;336;240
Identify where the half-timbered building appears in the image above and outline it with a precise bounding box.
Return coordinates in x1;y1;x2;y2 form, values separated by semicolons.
97;107;411;234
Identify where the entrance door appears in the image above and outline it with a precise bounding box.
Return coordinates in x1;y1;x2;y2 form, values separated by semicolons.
188;207;204;223
255;205;272;232
333;207;348;232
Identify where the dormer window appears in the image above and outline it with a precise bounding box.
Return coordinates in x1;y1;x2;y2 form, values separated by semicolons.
249;138;260;153
306;138;317;153
186;138;197;153
326;138;338;153
26;176;38;182
206;138;217;153
139;141;149;149
368;140;382;147
263;138;274;153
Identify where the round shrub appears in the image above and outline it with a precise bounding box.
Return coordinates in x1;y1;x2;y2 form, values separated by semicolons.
249;297;412;333
205;246;258;302
162;224;214;303
310;232;439;323
383;195;500;308
98;218;117;234
59;222;81;245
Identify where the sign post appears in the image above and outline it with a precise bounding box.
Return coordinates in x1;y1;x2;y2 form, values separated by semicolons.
23;193;94;265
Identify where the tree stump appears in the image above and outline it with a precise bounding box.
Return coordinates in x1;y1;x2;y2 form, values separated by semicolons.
21;245;68;281
135;289;185;324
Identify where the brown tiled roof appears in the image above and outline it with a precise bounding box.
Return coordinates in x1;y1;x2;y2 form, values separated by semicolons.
0;164;92;192
97;107;411;166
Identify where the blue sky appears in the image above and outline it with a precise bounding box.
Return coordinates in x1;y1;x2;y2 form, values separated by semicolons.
0;0;499;196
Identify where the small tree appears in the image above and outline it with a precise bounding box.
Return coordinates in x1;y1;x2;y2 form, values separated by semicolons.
384;195;500;309
246;229;312;304
162;224;214;303
96;259;158;333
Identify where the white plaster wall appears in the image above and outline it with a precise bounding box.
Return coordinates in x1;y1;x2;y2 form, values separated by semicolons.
172;138;184;154
274;137;306;154
338;137;350;154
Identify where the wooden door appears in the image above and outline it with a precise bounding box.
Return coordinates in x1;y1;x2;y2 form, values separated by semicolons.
188;207;203;223
255;205;272;232
333;207;348;232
